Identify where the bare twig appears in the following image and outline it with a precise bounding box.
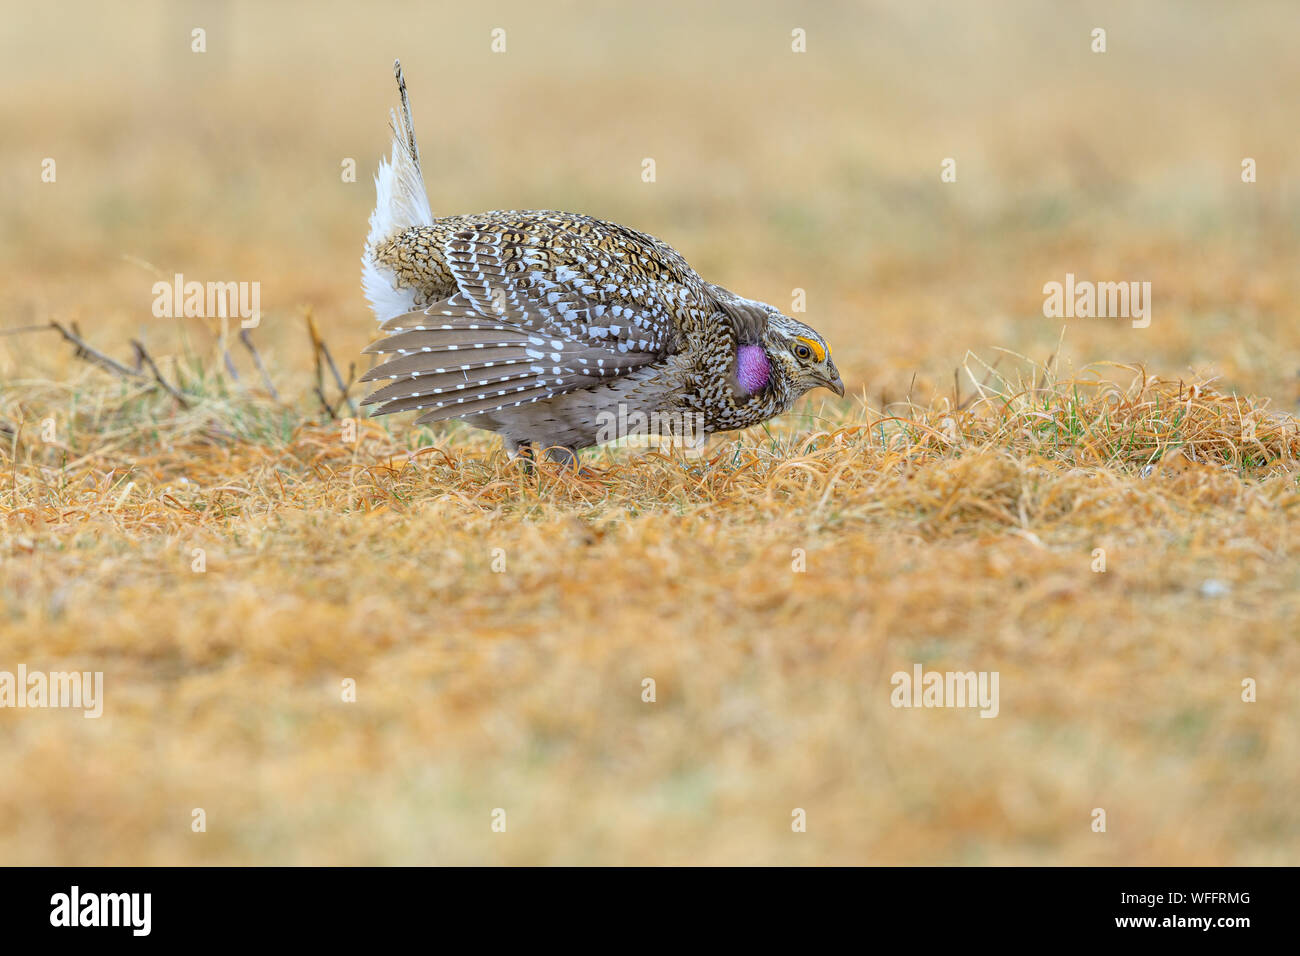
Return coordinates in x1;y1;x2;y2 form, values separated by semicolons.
239;328;280;401
131;339;192;409
50;322;144;381
328;362;358;419
0;324;61;337
319;339;357;416
313;385;338;420
51;321;194;409
221;345;242;383
305;312;326;396
305;311;358;416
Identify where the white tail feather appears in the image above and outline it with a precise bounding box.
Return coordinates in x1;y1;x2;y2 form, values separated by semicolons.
363;60;434;322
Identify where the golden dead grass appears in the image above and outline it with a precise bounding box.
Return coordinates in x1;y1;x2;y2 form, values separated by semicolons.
2;0;1299;864
2;351;1297;864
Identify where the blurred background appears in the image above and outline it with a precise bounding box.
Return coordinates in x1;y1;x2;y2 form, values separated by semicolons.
5;0;1299;401
2;1;1298;866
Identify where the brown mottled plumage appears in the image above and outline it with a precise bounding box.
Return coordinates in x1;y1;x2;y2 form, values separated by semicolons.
361;62;843;464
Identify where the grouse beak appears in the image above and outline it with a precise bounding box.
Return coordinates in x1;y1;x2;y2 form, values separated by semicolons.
820;361;845;397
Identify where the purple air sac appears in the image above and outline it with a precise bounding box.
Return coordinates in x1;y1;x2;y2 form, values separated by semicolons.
736;344;771;395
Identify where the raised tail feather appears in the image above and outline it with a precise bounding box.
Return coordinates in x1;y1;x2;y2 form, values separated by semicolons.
362;60;434;322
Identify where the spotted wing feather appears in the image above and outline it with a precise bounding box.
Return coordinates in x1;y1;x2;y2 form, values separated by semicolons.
362;288;655;422
443;228;681;356
362;219;708;423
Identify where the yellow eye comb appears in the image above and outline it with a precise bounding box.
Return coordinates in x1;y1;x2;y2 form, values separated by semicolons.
795;336;826;363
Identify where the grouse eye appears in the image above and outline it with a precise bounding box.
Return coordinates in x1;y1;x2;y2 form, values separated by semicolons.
793;343;812;360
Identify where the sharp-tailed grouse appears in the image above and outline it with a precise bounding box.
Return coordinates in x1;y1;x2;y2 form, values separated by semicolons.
361;62;843;465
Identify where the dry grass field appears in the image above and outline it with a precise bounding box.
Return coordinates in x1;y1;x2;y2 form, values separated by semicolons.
2;0;1298;864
